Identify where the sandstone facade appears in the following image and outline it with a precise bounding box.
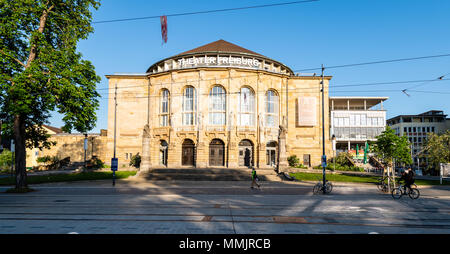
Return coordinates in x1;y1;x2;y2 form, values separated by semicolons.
104;40;332;170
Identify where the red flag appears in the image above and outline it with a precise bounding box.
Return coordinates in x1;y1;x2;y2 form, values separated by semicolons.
160;16;167;44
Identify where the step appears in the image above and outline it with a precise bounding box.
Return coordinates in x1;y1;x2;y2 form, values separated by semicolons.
149;168;278;175
138;172;283;181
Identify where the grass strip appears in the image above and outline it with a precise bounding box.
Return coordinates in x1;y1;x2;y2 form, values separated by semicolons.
289;172;450;186
0;171;137;186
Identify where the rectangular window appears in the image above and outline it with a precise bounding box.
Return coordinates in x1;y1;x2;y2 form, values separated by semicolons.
350;115;355;126
361;114;366;126
161;115;168;127
372;118;377;126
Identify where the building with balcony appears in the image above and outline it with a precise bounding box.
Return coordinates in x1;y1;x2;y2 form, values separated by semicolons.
330;96;388;157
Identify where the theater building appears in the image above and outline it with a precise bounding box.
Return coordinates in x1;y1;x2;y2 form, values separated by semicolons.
105;40;332;170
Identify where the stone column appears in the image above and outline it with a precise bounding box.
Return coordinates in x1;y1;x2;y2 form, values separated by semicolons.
277;117;289;172
196;113;207;168
140;124;152;173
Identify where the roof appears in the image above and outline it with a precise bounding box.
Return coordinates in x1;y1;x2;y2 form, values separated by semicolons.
330;96;388;110
145;39;295;74
175;39;266;58
42;125;63;134
330;96;389;100
387;110;448;122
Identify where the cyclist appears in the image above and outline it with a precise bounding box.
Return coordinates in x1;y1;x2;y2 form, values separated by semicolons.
398;167;415;192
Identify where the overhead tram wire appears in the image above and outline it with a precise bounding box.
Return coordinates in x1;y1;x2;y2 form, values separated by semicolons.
293;53;450;72
93;0;319;24
95;53;450;93
96;77;450;96
402;71;450;91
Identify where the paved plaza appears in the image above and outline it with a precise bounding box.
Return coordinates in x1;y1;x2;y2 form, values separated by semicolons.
0;177;449;234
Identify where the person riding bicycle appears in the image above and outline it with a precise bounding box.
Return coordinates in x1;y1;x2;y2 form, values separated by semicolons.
398;167;415;192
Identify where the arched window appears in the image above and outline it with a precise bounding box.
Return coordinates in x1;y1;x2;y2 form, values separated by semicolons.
265;90;279;127
182;86;196;125
160;89;170;126
209;85;226;125
239;87;255;126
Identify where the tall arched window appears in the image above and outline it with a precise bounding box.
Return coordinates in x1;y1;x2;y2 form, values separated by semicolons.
239;87;255;126
160;89;170;126
265;90;279;127
182;86;196;125
209;85;226;125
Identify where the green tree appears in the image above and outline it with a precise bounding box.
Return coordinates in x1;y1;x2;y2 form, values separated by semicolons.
0;0;101;190
422;130;450;173
370;126;412;169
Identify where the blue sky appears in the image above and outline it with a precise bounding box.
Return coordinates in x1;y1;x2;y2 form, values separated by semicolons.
49;0;450;132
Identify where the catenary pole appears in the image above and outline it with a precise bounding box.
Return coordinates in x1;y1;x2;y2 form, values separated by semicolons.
113;83;117;186
321;64;327;194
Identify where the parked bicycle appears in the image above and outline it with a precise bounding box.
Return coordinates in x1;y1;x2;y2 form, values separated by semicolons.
391;184;420;199
376;175;395;192
313;179;333;194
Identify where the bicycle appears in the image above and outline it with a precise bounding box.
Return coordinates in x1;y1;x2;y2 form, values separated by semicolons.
376;175;395;192
313;179;333;194
391;183;420;199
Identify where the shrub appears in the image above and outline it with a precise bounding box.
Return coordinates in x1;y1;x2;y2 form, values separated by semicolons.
91;157;104;169
37;155;52;164
334;152;354;167
129;153;141;168
287;155;299;167
0;149;13;169
295;163;308;169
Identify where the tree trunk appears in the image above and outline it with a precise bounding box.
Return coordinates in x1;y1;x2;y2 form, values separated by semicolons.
14;115;27;189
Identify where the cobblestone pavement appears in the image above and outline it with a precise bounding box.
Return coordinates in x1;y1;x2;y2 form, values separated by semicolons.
0;179;449;234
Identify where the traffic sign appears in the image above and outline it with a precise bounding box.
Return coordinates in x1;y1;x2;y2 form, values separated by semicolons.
111;158;118;171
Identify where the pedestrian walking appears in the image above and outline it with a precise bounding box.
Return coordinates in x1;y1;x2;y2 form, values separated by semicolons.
251;167;260;189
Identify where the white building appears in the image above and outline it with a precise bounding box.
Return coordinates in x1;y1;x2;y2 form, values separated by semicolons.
387;110;450;170
330;96;388;157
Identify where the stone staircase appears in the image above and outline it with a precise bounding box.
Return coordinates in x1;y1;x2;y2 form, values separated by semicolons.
137;168;282;181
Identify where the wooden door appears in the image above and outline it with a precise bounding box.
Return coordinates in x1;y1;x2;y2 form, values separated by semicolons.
182;139;195;166
209;139;224;166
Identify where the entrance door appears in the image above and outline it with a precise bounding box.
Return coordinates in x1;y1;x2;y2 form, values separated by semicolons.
209;139;224;166
303;154;311;167
238;139;253;167
266;141;278;167
160;140;168;166
182;139;195;166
